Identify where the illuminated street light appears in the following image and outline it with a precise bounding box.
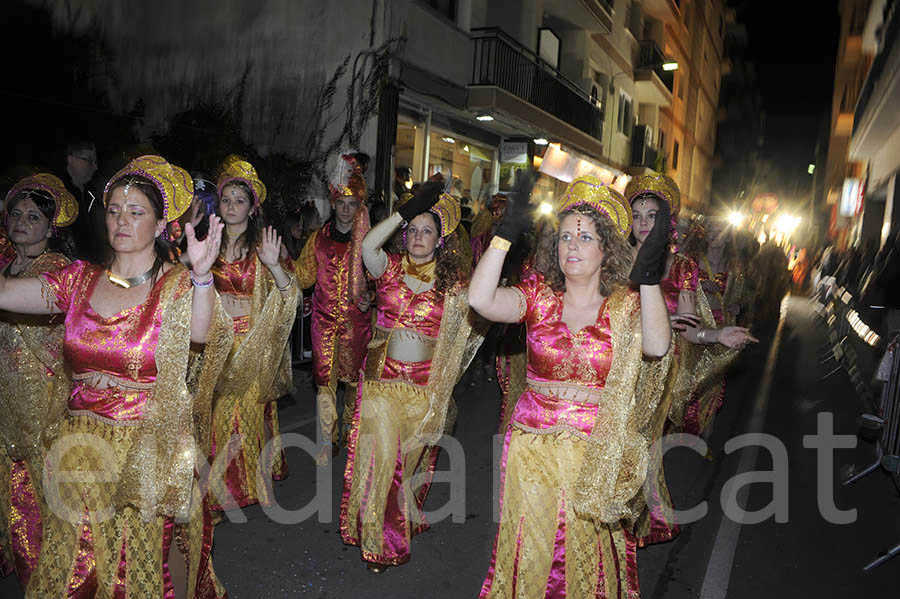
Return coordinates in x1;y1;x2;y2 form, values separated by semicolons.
775;214;801;235
808;163;815;175
441;136;455;143
476;114;494;122
727;211;744;227
538;202;554;215
534;138;549;146
662;61;679;71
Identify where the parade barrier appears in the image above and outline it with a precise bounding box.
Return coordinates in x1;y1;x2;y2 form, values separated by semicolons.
814;281;900;569
290;297;313;366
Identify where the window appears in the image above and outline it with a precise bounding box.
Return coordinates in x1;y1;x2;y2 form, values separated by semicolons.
678;73;685;100
659;129;666;152
591;69;607;111
422;0;456;20
617;91;633;136
672;140;680;170
538;28;561;69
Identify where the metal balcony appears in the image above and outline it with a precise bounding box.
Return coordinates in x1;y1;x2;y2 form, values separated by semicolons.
470;28;604;140
636;40;674;93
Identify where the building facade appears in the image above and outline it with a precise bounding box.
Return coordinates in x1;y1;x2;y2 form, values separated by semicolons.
39;0;730;213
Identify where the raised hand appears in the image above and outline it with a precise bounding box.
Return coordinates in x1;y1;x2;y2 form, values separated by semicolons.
629;198;671;286
398;180;443;222
717;326;759;349
258;226;283;268
187;214;223;277
495;169;538;242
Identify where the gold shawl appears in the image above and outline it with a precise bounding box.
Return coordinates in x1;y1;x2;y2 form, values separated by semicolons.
666;284;739;429
572;288;674;527
216;254;299;403
0;252;70;461
414;286;487;445
121;265;234;519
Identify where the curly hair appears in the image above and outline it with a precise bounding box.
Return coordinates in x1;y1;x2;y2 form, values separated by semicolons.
539;205;632;297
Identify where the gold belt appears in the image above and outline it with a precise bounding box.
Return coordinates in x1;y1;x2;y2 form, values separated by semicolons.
526;379;603;404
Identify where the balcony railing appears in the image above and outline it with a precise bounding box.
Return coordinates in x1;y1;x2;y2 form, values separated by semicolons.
471;28;604;140
637;40;674;93
854;4;900;137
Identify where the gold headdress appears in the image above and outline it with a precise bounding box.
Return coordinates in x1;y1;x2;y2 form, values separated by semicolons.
217;159;267;206
624;172;681;217
430;193;461;238
329;153;368;204
558;175;631;238
5;173;78;228
104;155;194;223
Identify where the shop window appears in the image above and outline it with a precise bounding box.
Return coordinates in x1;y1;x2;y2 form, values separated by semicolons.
428;131;494;205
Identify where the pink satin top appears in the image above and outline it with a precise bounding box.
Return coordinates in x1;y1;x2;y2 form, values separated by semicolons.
212;253;256;298
373;253;445;386
514;271;614;390
41;261;189;422
660;254;700;315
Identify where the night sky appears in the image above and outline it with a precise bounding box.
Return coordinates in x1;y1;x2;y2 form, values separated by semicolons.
740;0;840;182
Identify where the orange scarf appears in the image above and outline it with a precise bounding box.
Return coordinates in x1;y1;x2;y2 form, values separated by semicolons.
402;255;436;283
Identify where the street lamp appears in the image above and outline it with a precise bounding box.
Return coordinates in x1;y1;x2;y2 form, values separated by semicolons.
662;61;679;71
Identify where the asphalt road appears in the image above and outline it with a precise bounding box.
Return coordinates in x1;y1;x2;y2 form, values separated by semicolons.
3;297;899;597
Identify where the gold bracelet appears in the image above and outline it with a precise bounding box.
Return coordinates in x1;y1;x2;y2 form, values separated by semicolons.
490;236;512;252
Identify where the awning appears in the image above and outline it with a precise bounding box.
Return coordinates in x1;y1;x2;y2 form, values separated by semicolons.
538;143;631;195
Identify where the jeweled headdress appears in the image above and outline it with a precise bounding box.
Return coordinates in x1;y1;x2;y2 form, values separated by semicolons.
5;173;78;228
624;172;681;217
557;175;631;238
104;155;193;223
430;193;461;238
329;153;368;204
217;159;267;206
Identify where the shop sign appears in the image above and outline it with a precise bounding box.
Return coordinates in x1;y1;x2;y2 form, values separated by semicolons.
500;142;528;164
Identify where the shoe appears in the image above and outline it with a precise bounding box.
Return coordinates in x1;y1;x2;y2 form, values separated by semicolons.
367;563;388;574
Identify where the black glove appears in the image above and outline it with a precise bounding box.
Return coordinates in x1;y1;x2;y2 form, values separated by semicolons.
495;170;538;242
398;180;443;222
629;198;671;285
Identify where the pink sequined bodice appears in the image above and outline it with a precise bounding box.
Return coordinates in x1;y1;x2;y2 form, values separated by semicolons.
660;254;700;314
41;261;189;421
212;253;256;297
374;253;444;338
514;271;613;389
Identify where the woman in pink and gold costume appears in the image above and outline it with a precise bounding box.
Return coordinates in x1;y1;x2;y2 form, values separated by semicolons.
341;182;484;572
678;217;750;438
0;156;233;598
0;174;75;586
208;158;298;512
470;174;673;598
294;153;372;462
626;173;756;547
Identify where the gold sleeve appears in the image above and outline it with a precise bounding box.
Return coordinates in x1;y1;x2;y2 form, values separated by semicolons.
294;230;319;290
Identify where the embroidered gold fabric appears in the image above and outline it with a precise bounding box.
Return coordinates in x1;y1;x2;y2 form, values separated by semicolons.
571;288;674;527
484;430;640;598
0;252;70;462
210;254;298;504
413;287;488;444
666;286;738;429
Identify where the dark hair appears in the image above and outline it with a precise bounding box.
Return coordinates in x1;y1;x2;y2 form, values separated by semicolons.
218;181;264;259
104;176;177;282
539;205;632;297
682;217;738;272
7;190;77;259
66;140;96;156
